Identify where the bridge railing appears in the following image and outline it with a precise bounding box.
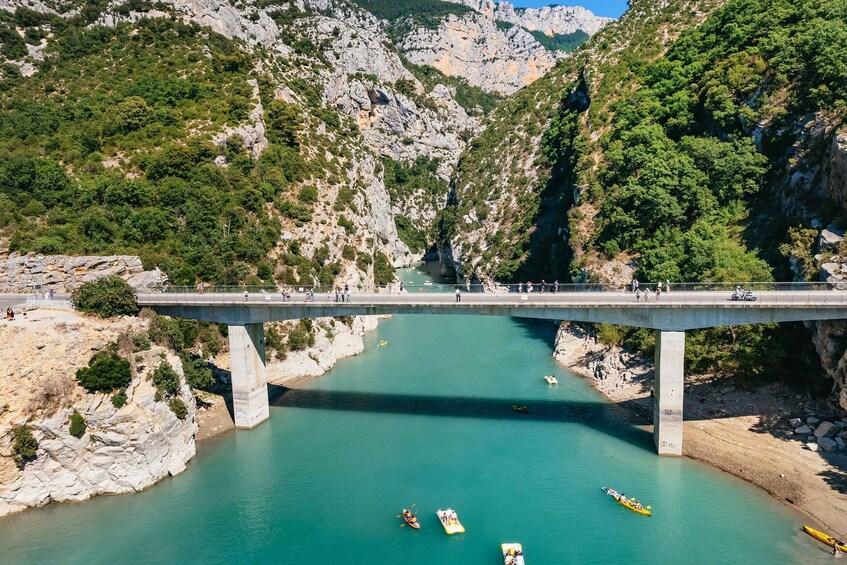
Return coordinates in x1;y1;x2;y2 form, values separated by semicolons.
145;281;845;295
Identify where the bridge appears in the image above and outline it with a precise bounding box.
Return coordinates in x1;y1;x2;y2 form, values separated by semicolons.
137;287;847;456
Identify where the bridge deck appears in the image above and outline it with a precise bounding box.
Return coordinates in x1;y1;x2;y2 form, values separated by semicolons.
137;291;847;331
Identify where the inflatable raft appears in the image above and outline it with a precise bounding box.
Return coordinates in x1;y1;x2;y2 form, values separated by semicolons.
501;542;525;565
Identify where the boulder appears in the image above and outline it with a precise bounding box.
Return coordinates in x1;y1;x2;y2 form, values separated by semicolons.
818;437;839;451
836;437;846;448
819;225;845;253
789;417;802;428
806;442;820;452
807;416;821;426
794;425;813;434
814;421;837;438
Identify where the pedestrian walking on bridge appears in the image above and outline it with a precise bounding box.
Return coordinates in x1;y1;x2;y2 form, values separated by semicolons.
455;287;462;302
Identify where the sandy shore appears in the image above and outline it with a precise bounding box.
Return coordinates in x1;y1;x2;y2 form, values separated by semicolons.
561;354;847;541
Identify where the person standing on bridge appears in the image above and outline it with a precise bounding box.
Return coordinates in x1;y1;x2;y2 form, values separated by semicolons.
666;279;671;292
244;289;248;301
527;281;533;293
554;280;559;293
455;287;462;302
540;279;547;293
635;289;641;303
345;286;351;303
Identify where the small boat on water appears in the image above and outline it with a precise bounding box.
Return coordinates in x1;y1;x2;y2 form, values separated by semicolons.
602;486;651;517
401;508;420;529
512;405;529;414
378;340;389;347
803;525;847;553
423;281;433;286
436;508;465;534
501;542;526;565
543;375;558;385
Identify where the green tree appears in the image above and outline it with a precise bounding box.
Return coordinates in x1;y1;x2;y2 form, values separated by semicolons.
152;362;181;397
71;276;138;318
76;351;132;393
69;410;86;438
11;425;38;466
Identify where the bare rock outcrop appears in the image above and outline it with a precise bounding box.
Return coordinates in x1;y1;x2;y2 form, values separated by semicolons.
553;322;652;400
0;252;165;293
0;311;197;518
399;14;559;95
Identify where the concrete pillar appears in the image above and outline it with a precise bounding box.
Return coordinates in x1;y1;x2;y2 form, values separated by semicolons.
228;323;269;429
653;330;685;456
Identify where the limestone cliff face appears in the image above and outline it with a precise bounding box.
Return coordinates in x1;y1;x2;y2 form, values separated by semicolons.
492;2;613;37
398;0;611;95
400;15;557;95
0;252;165;293
0;313;196;518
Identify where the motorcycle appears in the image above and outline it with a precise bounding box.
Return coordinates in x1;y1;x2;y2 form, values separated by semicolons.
731;289;757;301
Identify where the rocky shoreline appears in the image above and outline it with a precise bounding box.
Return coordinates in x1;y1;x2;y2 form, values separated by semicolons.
553;321;847;540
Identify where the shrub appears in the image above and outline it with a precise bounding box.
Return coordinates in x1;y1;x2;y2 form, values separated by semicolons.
69;409;86;438
180;354;214;390
152;362;180;397
168;397;188;420
71;276;138;318
298;185;318;204
287;320;314;351
12;425;38;466
76;351;132;393
111;388;127;408
373;251;395;285
597;324;624;347
132;333;151;352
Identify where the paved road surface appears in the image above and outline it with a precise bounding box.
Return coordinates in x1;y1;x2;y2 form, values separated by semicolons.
137;290;847;308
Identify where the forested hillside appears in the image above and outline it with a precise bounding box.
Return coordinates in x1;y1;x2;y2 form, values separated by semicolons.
447;0;847;386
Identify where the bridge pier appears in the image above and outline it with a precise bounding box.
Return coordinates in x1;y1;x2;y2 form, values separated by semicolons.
653;330;685;456
228;323;269;429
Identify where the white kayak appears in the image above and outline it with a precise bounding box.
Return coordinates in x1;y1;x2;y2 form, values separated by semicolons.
544;375;558;385
502;542;525;564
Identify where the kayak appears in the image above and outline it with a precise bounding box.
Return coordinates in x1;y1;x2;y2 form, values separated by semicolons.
602;486;651;517
803;525;847;552
436;509;465;534
401;508;420;530
544;375;558;385
501;542;526;565
512;405;529;414
378;340;389;347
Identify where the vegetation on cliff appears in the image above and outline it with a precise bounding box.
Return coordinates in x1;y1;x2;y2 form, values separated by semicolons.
71;276;138;318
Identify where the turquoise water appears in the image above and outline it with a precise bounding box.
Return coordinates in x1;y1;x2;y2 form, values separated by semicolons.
0;272;831;563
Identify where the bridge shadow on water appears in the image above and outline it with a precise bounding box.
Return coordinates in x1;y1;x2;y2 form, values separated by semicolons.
267;384;657;454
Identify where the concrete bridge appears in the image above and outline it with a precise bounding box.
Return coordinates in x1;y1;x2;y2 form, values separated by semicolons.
137;289;847;456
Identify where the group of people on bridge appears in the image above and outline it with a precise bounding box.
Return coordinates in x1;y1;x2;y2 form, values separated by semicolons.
632;279;671;303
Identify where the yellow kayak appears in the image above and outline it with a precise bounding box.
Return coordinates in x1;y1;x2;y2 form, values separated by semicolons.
436;509;465;534
803;525;847;552
378;340;389;347
603;487;651;517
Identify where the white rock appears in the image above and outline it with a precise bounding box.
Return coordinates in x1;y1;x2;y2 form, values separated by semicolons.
806;442;820;452
789;417;802;428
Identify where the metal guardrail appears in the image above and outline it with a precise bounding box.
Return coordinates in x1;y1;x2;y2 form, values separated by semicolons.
149;281;844;295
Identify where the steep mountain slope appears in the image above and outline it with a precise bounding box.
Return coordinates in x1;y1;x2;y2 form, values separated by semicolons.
0;0;611;283
447;0;725;281
447;0;847;401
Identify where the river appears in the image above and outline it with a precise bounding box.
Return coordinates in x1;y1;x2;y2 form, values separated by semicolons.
0;268;831;563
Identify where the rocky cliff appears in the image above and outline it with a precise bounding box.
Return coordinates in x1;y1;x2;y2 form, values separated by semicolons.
0;252;165;293
0;311;196;518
